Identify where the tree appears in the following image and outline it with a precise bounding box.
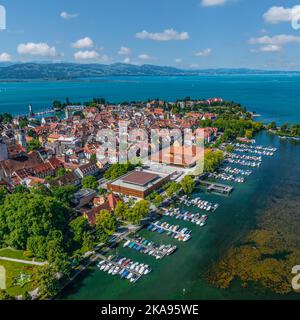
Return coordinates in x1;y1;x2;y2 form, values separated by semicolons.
90;154;97;164
27;235;47;259
56;168;67;178
31;183;51;196
82;176;98;190
35;265;60;298
280;123;289;133
225;144;234;153
50;185;77;206
0;187;7;205
114;201;129;220
267;121;277;130
2;113;12;124
27;139;41;151
181;175;195;194
19;118;29;129
0;289;14;300
69;216;89;244
81;232;95;252
13;185;30;194
125;200;150;224
245;129;254;139
96;210;117;235
0;193;68;249
104;162;135;180
204;150;224;173
166;182;181;198
153;194;164;206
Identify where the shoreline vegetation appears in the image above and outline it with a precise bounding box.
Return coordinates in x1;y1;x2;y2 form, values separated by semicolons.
266;122;300;140
0;95;299;299
207;193;300;295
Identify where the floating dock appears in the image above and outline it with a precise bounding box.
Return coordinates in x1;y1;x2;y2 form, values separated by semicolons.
199;180;233;195
124;236;176;259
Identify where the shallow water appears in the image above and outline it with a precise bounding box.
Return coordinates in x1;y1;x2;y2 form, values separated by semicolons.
59;132;300;300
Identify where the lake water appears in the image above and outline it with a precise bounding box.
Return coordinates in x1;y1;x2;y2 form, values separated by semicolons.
0;75;300;124
0;75;299;299
59;132;300;300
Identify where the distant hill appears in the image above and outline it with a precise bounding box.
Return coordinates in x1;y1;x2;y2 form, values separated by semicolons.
0;63;299;80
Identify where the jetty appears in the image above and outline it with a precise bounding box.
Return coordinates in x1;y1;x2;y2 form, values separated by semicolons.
123;236;176;259
96;254;151;283
147;222;192;242
199;180;233;195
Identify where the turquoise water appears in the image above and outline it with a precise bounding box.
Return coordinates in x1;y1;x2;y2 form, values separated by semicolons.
59;132;300;300
1;75;299;299
0;75;300;124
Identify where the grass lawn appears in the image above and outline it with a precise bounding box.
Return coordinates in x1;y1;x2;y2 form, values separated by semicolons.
0;248;43;262
0;248;32;261
0;260;39;297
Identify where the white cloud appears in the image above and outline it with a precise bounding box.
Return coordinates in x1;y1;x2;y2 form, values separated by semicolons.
74;50;112;62
175;58;182;63
263;6;300;24
74;50;99;60
259;45;281;52
18;42;57;56
249;34;300;45
118;46;131;55
123;57;131;64
136;28;189;41
60;11;79;20
0;53;12;62
195;48;212;57
138;54;153;60
249;34;300;53
201;0;228;7
72;37;94;49
189;64;200;68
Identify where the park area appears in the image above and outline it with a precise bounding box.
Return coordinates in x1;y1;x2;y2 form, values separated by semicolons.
0;248;39;297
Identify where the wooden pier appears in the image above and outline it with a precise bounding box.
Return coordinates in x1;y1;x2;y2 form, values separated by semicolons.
124;237;171;259
95;254;143;281
199;180;233;195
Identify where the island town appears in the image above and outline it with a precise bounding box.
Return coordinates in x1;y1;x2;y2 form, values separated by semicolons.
0;96;280;299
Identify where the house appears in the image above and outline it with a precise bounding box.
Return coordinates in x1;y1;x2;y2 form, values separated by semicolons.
33;162;55;178
72;188;97;209
83;194;122;225
50;171;81;187
41;116;58;126
75;163;100;179
204;127;218;144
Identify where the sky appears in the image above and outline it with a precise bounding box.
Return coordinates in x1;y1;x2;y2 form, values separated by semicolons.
1;0;300;69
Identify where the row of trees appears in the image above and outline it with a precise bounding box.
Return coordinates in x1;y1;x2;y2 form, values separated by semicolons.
204;150;224;173
104;162;137;180
114;200;150;224
268;122;300;137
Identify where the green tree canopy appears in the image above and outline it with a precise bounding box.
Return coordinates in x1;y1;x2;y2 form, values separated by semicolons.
82;176;98;190
0;193;69;249
181;175;195;194
96;210;117;235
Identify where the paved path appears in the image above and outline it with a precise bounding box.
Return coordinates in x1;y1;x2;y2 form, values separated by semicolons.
0;256;47;266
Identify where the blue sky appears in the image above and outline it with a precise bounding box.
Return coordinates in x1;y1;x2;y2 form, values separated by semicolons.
1;0;300;69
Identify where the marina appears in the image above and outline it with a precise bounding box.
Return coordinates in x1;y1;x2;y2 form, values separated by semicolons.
123;236;177;260
234;143;277;154
178;195;219;212
207;172;245;183
230;153;262;162
220;166;252;176
163;207;208;227
97;254;152;283
147;222;192;242
225;158;261;168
